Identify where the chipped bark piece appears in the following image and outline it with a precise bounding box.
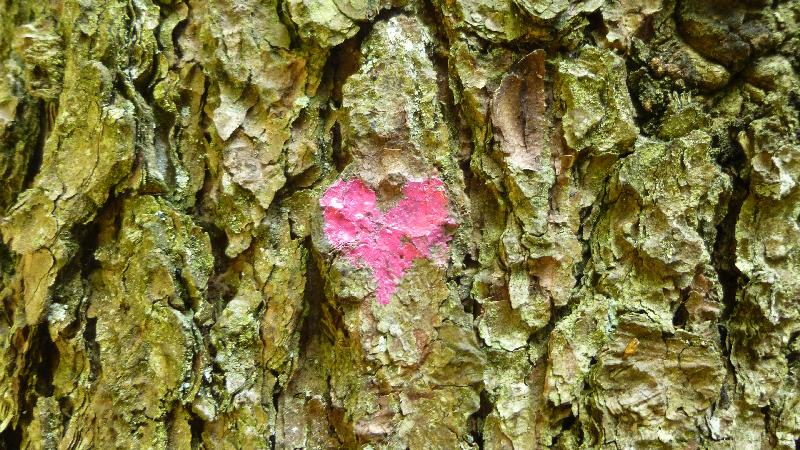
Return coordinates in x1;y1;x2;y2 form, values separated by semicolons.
556;46;637;157
622;337;639;358
491;50;547;172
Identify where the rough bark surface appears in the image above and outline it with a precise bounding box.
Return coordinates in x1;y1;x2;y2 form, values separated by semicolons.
0;0;799;448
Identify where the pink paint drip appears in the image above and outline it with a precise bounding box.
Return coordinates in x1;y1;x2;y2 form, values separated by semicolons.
320;177;455;305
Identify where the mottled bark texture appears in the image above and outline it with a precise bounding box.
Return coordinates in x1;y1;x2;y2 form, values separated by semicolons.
0;0;798;448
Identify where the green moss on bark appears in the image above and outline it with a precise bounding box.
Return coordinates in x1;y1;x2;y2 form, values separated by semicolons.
0;0;798;448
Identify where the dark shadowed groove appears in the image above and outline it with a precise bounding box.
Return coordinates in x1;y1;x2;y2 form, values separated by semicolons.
188;409;204;447
712;129;749;370
32;322;58;399
0;424;21;450
21;99;46;191
83;318;101;383
467;388;494;449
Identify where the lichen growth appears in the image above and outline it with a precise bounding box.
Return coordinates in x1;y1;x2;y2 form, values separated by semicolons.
0;0;798;448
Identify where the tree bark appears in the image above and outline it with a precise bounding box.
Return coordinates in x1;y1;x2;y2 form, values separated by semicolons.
0;0;799;448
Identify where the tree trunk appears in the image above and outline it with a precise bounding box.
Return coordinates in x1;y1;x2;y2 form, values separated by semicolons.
0;0;798;448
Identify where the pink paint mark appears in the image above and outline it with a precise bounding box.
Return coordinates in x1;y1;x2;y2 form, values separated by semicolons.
320;177;455;305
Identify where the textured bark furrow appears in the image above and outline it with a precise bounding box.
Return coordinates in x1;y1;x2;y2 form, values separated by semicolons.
0;0;798;449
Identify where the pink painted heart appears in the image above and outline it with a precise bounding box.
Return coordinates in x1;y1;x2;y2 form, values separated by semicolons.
320;176;455;304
